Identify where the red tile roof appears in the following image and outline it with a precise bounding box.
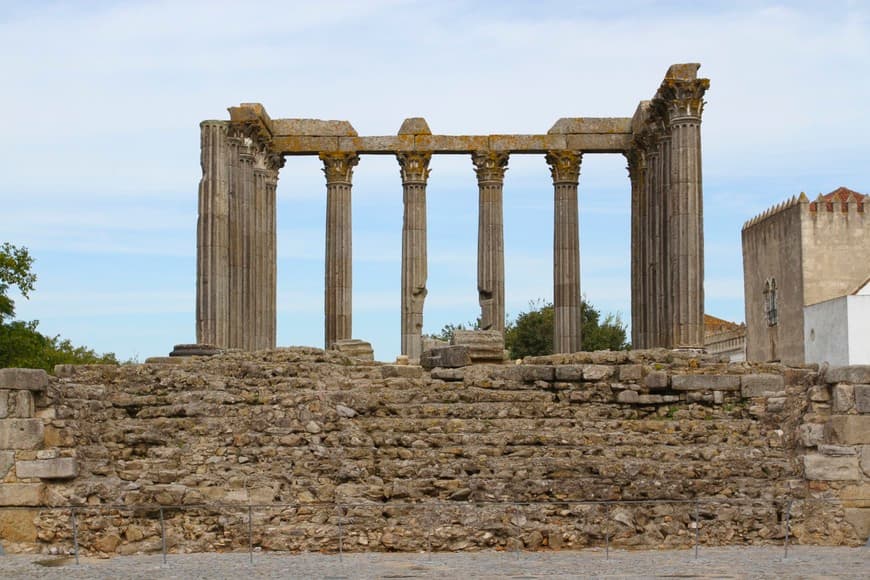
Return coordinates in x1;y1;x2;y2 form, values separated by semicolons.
809;187;865;212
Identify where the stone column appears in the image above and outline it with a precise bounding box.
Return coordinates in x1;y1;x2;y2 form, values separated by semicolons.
397;152;432;360
657;128;672;348
663;73;708;349
320;152;359;349
546;151;582;354
626;148;644;349
252;149;284;350
264;155;283;349
196;121;231;347
645;138;659;350
472;151;509;332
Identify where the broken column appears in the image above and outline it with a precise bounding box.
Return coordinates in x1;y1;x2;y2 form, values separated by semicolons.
472;152;509;332
546;150;583;354
321;152;359;348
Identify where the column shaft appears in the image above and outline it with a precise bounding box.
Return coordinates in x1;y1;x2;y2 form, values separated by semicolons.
321;153;359;349
472;152;509;332
546;151;582;354
626;150;644;349
196;121;231;347
398;152;432;360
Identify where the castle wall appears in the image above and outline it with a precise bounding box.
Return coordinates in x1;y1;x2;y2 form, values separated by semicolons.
1;350;868;555
801;200;870;307
742;203;805;364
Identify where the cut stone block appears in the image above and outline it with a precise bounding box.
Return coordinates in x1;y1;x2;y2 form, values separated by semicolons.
430;368;464;381
554;365;584;381
861;445;870;477
519;365;555;382
170;343;223;357
741;374;785;398
16;457;78;479
0;390;35;419
833;384;856;412
0;509;37;542
854;385;870;413
826;416;870;445
0;368;48;391
0;450;13;478
672;375;740;391
644;371;669;390
420;346;471;370
841;484;870;508
617;390;639;403
583;365;613;381
0;483;43;506
844;508;870;541
824;366;870;385
803;454;861;481
381;364;424;378
450;330;505;364
618;364;642;381
330;339;374;361
0;419;44;449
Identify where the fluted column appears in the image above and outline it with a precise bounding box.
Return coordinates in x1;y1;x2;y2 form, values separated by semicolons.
472;152;509;332
626;148;644;349
264;157;282;349
397;152;432;360
321;152;359;348
664;75;708;349
196;121;231;347
253;148;283;350
546;150;582;354
645;139;659;350
657;130;672;348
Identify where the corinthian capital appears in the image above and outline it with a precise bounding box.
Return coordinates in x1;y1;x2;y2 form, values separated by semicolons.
396;152;432;184
320;152;359;184
471;151;509;183
545;150;582;184
659;78;710;120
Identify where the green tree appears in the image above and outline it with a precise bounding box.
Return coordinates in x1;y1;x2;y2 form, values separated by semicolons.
1;243;118;371
504;298;629;358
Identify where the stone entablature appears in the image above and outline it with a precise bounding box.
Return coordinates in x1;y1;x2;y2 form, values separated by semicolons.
197;64;710;356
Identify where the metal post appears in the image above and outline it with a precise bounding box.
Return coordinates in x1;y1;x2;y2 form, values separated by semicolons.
693;502;699;560
605;503;611;561
784;499;792;560
71;508;79;565
248;505;254;565
338;504;344;563
160;507;166;565
514;503;520;560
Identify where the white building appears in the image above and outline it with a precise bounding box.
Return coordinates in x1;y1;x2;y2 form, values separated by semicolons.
804;278;870;365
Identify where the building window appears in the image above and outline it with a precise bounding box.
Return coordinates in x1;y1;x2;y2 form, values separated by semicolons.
763;278;778;326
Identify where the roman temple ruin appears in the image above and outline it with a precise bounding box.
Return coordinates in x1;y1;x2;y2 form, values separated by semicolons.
196;64;709;357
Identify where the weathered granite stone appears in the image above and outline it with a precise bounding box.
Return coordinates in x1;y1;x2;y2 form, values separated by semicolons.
0;483;43;506
841;484;870;508
854;385;870;413
826;416;870;445
860;446;870;477
419;347;470;370
832;384;855;412
554;365;584;381
803;454;861;481
430;368;464;381
0;509;37;542
451;330;505;364
583;365;613;381
330;339;374;361
818;445;857;456
0;390;35;418
672;375;740;391
824;366;870;385
0;419;44;449
741;374;786;398
16;457;78;479
0;450;13;478
169;343;223;357
0;368;48;391
519;365;555;382
618;364;643;381
644;371;669;390
381;364;424;378
844;508;870;540
617;390;639;403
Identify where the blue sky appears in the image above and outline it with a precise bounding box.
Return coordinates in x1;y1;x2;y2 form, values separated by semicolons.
1;0;868;361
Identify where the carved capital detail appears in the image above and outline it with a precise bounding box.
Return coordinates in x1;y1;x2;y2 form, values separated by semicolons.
659;78;709;121
396;151;432;184
471;151;509;183
545;150;582;184
320;152;359;184
624;149;646;181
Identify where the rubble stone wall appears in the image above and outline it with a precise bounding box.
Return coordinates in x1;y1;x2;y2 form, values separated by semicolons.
0;349;868;555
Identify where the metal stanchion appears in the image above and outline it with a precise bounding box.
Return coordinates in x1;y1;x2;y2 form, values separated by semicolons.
784;499;792;560
693;502;700;560
605;503;611;561
248;505;254;565
71;508;79;565
160;507;167;565
514;503;520;560
338;504;344;563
